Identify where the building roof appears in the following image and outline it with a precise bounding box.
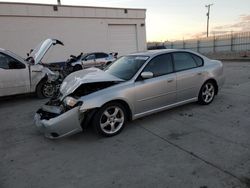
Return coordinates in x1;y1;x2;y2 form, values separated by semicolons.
0;2;146;19
0;2;146;11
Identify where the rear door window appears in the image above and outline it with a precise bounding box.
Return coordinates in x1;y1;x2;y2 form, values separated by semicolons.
172;52;198;71
191;54;204;67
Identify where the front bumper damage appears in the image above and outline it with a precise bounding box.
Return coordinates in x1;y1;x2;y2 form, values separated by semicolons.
34;104;83;139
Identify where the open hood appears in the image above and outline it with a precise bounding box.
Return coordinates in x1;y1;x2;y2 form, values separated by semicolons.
60;68;124;98
29;39;64;64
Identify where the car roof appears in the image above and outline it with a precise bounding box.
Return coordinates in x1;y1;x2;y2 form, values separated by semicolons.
86;52;108;55
0;48;6;52
130;49;202;58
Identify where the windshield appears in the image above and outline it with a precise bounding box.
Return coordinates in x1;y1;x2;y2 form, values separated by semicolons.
105;56;149;80
5;50;25;61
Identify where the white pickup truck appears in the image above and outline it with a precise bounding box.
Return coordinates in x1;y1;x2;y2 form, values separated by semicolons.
0;39;63;98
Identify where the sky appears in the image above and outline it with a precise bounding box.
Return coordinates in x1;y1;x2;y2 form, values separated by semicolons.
1;0;250;42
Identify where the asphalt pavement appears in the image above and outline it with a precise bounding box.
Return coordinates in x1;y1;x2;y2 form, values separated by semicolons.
0;61;250;188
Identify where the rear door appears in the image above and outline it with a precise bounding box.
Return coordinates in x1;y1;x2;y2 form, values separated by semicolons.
134;53;177;115
172;52;205;102
0;52;29;96
82;54;96;68
95;53;109;68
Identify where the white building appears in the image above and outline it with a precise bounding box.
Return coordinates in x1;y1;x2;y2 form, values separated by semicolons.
0;2;147;62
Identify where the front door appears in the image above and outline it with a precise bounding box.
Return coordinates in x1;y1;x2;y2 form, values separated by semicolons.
0;52;29;97
134;53;177;115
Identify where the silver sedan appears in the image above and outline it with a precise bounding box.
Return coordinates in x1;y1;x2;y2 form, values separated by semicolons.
35;49;224;139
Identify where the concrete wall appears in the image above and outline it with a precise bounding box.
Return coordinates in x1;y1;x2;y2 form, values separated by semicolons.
0;3;147;62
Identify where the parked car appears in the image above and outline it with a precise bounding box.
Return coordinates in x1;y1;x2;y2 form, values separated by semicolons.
71;52;116;71
0;38;63;98
35;49;224;139
148;45;166;50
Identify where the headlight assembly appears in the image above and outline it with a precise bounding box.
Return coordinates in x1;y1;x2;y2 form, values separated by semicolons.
64;97;78;107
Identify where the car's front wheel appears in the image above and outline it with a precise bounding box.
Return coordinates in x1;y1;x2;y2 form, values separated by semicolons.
36;79;55;98
93;102;127;137
198;81;216;105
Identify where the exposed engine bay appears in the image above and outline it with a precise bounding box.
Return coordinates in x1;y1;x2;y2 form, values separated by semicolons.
34;67;126;139
37;81;119;120
71;81;119;97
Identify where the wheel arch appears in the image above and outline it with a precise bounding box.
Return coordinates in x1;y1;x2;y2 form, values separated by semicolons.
203;78;219;95
35;75;47;92
102;99;133;121
81;98;133;130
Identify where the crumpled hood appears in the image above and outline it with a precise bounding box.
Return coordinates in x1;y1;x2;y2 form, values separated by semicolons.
60;68;123;98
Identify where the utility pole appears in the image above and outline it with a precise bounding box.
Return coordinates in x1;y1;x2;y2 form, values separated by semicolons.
205;4;213;37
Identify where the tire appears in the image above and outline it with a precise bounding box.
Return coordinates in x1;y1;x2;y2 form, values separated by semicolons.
36;79;55;98
198;81;216;105
93;102;127;137
73;64;82;72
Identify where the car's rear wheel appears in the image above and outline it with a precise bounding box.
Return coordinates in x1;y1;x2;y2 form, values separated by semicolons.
93;102;127;137
198;81;215;105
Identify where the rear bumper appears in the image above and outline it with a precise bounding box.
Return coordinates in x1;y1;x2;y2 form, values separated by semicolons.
34;106;83;139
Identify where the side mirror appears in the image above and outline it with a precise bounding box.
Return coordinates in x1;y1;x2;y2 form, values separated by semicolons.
141;72;153;79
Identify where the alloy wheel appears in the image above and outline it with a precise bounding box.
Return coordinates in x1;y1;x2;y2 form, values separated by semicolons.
42;83;55;98
100;106;125;134
202;82;215;103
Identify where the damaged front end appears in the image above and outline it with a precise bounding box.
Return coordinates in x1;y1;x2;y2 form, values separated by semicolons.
35;97;84;139
34;80;120;139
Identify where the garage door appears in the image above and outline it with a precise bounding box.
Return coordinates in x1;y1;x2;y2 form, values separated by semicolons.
108;24;138;56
